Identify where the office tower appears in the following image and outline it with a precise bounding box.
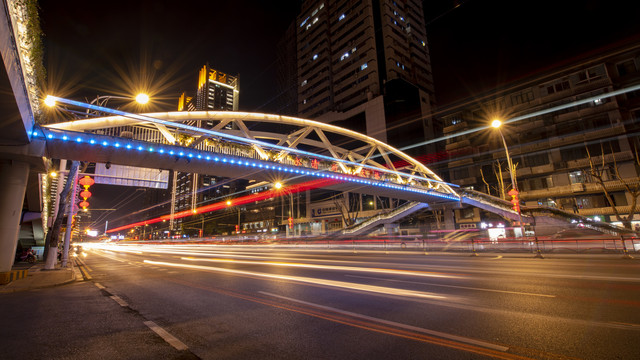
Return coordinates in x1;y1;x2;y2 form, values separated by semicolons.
293;0;438;158
171;65;241;234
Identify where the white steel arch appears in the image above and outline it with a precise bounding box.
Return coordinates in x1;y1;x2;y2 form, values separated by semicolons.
46;111;459;197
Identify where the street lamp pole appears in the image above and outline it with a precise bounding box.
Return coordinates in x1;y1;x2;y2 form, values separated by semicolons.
491;120;527;242
274;182;295;237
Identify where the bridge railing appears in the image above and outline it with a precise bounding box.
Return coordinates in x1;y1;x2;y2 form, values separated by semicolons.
341;201;427;235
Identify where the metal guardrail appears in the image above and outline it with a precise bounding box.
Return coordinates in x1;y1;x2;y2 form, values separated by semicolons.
460;189;630;236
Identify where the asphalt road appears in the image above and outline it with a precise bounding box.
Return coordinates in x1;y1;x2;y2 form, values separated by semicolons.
5;244;640;359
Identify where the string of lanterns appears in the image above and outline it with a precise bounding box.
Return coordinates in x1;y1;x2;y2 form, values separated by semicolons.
78;175;95;210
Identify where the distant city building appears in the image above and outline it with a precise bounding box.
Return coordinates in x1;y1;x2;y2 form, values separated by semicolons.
171;65;243;234
435;40;640;231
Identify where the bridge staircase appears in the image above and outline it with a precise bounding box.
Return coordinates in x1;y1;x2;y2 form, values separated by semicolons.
459;189;628;236
339;201;429;237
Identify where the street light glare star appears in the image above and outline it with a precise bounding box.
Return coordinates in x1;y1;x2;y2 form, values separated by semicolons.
135;93;150;104
491;119;502;128
44;95;56;107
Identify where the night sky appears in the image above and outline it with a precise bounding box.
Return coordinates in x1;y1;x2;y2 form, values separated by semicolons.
37;0;640;227
39;0;640;110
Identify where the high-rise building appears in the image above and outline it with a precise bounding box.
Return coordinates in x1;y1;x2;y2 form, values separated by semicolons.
291;0;438;158
435;40;640;232
171;65;241;234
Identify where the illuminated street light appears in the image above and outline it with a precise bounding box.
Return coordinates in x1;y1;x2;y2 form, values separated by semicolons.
44;95;56;107
135;93;150;104
491;120;527;242
225;200;240;234
274;181;295;236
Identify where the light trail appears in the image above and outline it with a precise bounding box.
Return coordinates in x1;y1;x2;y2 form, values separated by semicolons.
144;260;449;300
105;178;337;233
81;243;461;278
179;257;460;279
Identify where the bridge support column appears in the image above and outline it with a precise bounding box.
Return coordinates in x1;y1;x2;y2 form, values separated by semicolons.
0;160;30;273
444;208;455;231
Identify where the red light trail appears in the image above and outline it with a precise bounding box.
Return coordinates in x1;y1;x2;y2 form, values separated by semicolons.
106;178;338;234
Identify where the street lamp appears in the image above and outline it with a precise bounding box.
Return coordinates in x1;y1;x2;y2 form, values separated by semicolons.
274;182;294;236
226;200;241;234
491;120;527;242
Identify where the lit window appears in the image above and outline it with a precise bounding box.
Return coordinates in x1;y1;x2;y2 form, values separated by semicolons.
303;99;307;104
421;40;426;46
313;17;318;24
340;52;349;61
400;16;404;21
360;63;368;70
338;14;345;21
300;16;309;27
301;80;308;87
312;54;318;60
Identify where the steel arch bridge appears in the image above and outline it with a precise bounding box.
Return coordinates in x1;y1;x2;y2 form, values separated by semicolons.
40;102;460;204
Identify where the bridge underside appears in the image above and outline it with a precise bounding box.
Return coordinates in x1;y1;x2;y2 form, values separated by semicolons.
37;128;459;206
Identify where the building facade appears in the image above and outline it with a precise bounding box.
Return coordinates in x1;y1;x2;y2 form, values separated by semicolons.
292;0;439;158
436;41;640;232
171;65;242;234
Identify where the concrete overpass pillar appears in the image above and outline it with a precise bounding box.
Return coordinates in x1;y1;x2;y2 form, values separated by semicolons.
0;160;29;273
444;208;456;231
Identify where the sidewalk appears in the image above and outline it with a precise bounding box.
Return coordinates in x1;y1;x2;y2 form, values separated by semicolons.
0;261;80;293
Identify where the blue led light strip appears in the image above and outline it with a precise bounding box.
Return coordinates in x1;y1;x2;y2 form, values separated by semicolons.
45;96;459;194
36;126;459;201
36;126;458;200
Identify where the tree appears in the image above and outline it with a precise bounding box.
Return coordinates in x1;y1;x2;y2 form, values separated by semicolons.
44;160;79;269
333;192;359;227
586;143;640;230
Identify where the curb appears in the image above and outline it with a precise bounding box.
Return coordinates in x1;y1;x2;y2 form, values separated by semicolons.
0;269;29;285
0;267;76;293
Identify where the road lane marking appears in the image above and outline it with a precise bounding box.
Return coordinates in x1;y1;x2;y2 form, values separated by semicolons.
110;295;129;307
94;282;105;289
144;260;449;301
143;321;188;351
491;256;503;260
345;275;556;298
259;291;509;352
74;261;92;280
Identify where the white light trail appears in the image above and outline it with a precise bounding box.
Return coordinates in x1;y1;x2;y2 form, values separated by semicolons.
144;260;448;300
180;257;459;279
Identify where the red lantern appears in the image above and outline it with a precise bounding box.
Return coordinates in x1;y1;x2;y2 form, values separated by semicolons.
78;176;95;188
80;190;92;199
79;200;90;208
